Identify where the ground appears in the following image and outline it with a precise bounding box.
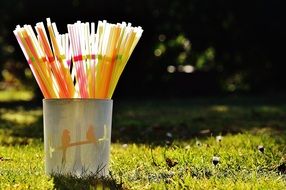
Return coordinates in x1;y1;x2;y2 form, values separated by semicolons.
0;96;285;189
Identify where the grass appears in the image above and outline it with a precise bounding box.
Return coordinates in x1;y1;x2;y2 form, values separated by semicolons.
0;96;285;189
0;90;34;102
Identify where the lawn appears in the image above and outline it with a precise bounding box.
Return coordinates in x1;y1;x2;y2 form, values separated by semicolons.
0;96;285;189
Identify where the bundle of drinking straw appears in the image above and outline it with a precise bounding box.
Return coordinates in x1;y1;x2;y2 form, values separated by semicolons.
14;18;143;99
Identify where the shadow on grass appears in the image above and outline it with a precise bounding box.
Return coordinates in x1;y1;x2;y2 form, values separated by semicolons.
111;98;286;144
52;173;123;190
0;97;286;145
0;101;43;145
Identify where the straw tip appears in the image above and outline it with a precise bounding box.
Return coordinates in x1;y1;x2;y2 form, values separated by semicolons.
46;18;52;25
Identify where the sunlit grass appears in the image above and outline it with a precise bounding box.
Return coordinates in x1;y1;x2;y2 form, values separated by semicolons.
1;109;42;125
0;144;53;189
0;90;34;102
0;97;285;189
111;133;286;189
210;105;229;112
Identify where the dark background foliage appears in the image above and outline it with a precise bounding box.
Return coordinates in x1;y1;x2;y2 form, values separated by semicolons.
0;0;285;98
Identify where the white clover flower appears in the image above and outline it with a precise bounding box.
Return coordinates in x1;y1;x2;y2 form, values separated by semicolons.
216;135;222;142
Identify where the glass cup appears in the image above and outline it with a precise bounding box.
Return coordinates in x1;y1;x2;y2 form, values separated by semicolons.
43;99;112;176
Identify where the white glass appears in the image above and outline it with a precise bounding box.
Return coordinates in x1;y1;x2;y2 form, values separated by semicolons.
43;99;112;176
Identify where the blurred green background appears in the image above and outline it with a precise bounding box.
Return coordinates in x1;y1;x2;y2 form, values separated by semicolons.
0;0;285;100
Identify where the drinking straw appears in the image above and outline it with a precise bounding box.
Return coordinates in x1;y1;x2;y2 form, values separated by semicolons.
14;28;50;98
108;26;143;98
47;19;75;98
94;20;105;98
89;22;96;98
35;22;68;98
14;27;57;98
97;23;115;98
14;19;143;99
82;23;93;98
69;22;91;98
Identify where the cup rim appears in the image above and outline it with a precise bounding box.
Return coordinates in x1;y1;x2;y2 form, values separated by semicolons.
43;98;113;102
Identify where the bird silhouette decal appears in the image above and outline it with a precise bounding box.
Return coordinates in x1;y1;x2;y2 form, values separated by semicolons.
86;125;97;143
55;125;109;165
